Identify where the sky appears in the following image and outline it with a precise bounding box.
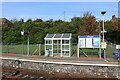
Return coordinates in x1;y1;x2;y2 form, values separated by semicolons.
1;2;119;21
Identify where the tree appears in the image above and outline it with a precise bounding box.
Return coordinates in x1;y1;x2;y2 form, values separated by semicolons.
46;19;53;22
33;19;43;22
26;19;32;23
10;18;18;23
83;11;92;17
104;19;120;43
2;15;120;44
79;16;98;35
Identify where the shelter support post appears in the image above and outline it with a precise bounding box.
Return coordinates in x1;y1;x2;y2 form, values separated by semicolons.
69;39;71;57
52;40;53;56
61;39;62;57
44;40;46;56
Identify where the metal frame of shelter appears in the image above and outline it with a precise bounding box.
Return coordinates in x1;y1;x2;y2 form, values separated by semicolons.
44;33;72;57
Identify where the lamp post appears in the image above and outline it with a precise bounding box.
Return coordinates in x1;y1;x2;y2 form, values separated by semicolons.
101;11;106;58
21;30;30;56
101;11;106;42
27;32;30;56
21;30;24;54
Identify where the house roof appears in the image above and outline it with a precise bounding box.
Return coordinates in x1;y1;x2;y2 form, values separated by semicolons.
0;18;8;23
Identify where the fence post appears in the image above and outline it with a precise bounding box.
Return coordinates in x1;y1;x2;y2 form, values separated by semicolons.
39;44;41;56
77;44;79;58
99;47;101;58
8;44;9;54
22;43;24;54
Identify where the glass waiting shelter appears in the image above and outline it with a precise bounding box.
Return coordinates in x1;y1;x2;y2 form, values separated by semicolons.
44;33;72;57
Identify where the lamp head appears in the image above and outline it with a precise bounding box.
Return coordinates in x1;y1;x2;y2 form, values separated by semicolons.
101;11;106;15
21;31;24;35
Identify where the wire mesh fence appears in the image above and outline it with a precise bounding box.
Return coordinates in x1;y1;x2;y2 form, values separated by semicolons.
2;43;44;56
2;43;117;58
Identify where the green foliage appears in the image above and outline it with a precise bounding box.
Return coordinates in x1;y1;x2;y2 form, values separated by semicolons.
2;16;120;44
105;20;120;44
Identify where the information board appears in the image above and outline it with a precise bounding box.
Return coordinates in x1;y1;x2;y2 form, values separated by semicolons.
78;35;100;48
79;38;85;48
86;38;93;48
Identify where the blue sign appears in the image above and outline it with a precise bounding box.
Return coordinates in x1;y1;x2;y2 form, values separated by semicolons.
78;35;100;48
78;35;100;38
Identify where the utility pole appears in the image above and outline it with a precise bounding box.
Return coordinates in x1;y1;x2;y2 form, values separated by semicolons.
64;11;66;22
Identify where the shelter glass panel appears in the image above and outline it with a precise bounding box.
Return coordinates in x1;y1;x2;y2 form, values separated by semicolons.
62;40;69;44
58;40;61;45
46;45;52;50
53;49;57;53
62;51;69;54
49;51;52;56
53;40;57;45
62;45;69;50
46;40;52;44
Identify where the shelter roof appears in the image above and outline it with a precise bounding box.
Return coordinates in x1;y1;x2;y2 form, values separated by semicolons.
45;33;71;39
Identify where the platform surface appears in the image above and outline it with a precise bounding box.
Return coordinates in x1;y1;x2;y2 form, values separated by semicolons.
1;53;119;67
